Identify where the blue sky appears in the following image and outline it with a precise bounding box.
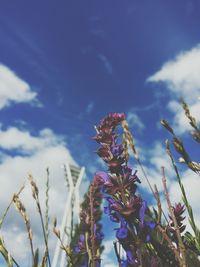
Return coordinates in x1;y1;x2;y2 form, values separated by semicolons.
1;1;200;266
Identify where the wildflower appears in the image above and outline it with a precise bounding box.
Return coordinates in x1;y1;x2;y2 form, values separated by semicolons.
116;225;128;239
121;166;140;194
97;113;125;133
94;132;116;145
94;113;125;145
94;112;156;266
74;234;86;253
73;179;103;267
169;202;186;241
126;250;139;266
96;145;113;161
118;195;142;220
136;200;156;242
95;172;122;195
110;143;124;157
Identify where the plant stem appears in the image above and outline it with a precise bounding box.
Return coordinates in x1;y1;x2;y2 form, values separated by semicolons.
89;185;96;267
162;167;187;267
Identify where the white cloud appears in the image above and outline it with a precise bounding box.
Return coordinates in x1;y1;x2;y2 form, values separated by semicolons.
127;112;145;132
0;64;39;109
0;127;64;152
147;45;200;101
147;44;200;134
103;263;117;267
101;238;118;267
0;125;89;265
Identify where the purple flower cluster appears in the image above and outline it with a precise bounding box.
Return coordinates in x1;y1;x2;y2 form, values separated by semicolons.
94;113;156;266
168;202;186;242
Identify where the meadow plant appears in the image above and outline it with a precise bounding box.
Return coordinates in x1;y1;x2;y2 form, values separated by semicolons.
0;102;200;266
67;178;103;267
86;110;200;266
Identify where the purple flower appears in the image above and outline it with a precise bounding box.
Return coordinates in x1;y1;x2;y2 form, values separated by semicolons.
94;132;116;145
96;145;112;161
97;113;125;133
119;251;139;267
110;143;124;157
93;112;157;266
74;245;81;253
94;113;125;146
139;200;147;226
104;198;121;222
93;223;104;240
119;196;142;220
104;195;142;223
116;225;128;239
107;157;125;173
137;219;156;242
146;221;156;229
74;234;85;253
95;171;110;184
169;202;186;241
172;203;186;230
120;259;128;267
127;250;138;266
96;172;125;195
121;167;140;195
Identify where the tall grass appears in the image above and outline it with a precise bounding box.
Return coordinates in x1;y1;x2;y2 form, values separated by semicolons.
0;101;200;266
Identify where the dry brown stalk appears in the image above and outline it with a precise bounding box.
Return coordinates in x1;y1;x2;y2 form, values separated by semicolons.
160;119;175;135
53;218;75;267
122;132;129;164
162;116;200;174
0;184;25;229
122;119;169;223
28;174;51;267
89;185;96;267
0;236;16;267
154;185;162;224
181;100;199;132
12;194;34;260
122;120;154;193
156;224;182;264
40;249;48;267
122;120;139;160
162;167;187;267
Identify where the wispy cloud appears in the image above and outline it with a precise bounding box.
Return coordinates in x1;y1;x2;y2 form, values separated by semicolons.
0;64;40;109
97;54;113;75
147;44;200;134
86;101;94;114
127;112;145;132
